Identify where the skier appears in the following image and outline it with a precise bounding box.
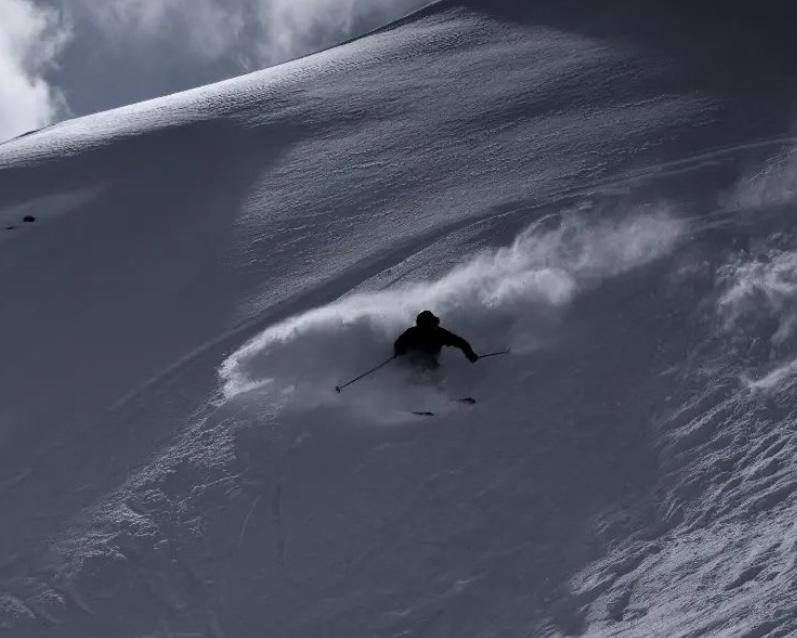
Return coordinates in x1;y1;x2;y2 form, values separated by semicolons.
394;310;480;370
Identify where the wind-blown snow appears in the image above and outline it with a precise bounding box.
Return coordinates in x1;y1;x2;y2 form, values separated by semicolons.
719;250;797;345
732;146;797;211
2;1;797;637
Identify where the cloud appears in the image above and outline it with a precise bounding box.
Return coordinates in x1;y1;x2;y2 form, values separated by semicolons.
0;0;70;141
74;0;425;67
254;0;424;65
74;0;248;62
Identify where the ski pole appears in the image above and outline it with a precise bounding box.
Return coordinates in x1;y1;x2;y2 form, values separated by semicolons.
478;349;511;360
335;355;396;393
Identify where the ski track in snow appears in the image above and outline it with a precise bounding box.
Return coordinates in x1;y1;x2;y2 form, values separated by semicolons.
2;0;797;636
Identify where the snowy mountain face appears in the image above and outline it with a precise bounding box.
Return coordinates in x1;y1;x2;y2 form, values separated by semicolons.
2;0;797;635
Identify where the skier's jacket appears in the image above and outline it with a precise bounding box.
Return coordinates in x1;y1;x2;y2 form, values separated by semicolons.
394;325;478;364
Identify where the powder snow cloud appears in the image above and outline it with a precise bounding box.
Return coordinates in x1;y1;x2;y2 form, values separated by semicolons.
220;210;684;400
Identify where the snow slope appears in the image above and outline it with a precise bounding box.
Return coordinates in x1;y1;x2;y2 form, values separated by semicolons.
2;0;797;635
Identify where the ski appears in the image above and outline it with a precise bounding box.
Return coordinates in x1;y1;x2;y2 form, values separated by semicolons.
411;398;476;417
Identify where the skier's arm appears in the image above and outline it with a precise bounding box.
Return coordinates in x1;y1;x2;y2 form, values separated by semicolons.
394;329;412;357
439;328;479;362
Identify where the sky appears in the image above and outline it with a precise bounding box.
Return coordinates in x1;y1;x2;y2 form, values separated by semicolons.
0;0;427;142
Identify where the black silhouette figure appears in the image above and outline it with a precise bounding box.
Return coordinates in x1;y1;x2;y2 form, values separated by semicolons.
394;310;479;369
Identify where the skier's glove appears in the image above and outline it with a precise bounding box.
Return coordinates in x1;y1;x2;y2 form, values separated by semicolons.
466;351;479;363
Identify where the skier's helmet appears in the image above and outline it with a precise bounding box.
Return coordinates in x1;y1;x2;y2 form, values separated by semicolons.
416;310;440;328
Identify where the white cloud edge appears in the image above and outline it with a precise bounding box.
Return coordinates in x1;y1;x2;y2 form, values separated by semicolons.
0;0;71;141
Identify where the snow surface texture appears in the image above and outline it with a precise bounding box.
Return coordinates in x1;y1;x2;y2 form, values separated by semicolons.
2;0;797;636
